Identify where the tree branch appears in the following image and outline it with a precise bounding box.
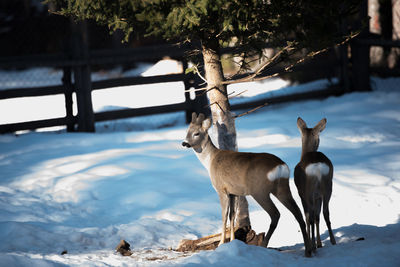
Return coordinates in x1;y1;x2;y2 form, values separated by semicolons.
222;44;294;86
228;90;248;99
224;31;360;86
207;101;226;114
184;31;360;94
233;102;269;119
193;64;208;85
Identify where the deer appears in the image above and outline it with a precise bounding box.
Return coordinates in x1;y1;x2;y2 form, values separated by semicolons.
182;113;312;257
294;117;336;251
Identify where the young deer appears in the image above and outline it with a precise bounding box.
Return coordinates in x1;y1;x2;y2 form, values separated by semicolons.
182;113;312;257
294;117;336;251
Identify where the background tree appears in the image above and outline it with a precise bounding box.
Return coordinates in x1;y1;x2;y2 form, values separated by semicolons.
47;0;361;235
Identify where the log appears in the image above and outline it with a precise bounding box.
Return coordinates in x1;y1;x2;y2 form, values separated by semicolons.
176;229;265;252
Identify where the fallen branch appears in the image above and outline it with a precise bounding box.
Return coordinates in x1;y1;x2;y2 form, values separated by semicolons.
176;229;265;252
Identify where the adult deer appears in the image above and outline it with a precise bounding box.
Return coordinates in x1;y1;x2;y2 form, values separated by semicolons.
294;117;336;251
182;113;312;257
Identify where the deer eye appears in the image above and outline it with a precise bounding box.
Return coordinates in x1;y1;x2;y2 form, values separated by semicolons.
193;132;200;137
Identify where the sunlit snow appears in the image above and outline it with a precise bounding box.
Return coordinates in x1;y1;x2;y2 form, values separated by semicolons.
0;61;399;266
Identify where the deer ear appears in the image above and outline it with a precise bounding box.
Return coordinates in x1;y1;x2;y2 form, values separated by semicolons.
191;112;197;123
313;118;327;133
197;113;205;123
297;117;307;131
202;118;211;131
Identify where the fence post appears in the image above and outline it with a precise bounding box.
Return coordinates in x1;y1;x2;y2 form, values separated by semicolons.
192;70;210;117
62;67;75;132
71;19;95;132
350;0;371;91
182;60;193;123
338;18;350;93
182;60;209;123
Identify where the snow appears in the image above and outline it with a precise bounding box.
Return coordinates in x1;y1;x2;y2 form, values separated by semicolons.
0;60;181;126
0;60;400;266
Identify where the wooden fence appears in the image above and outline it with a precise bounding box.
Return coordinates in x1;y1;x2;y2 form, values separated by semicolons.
0;39;398;134
0;43;344;134
0;40;209;133
1;1;399;134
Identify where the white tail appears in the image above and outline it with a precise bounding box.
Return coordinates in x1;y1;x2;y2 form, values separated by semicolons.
183;113;312;257
294;117;336;251
305;163;330;180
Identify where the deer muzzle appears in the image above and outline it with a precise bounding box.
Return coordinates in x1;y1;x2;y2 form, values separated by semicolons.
182;141;191;148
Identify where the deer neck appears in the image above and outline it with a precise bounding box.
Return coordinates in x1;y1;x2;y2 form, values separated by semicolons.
193;135;218;173
300;146;317;161
300;151;307;161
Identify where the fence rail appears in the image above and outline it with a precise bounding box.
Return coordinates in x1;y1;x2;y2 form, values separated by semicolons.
0;40;341;134
0;30;399;134
0;39;210;134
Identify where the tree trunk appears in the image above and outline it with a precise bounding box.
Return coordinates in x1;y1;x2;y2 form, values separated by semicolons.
389;0;400;68
202;41;237;151
201;40;251;231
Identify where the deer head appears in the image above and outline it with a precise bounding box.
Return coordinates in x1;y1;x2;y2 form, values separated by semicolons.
297;117;326;155
182;113;211;152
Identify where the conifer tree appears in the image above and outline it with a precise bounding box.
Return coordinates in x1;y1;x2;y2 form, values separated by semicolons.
47;0;361;234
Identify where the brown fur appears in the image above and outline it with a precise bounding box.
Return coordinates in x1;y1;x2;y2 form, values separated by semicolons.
183;113;312;257
295;117;336;251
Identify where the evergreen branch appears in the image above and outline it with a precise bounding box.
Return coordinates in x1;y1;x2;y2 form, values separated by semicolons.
234;32;360;119
281;32;359;74
184;31;360;94
222;43;296;86
223;31;360;86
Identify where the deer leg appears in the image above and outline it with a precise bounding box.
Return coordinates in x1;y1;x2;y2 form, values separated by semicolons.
301;194;311;241
235;196;251;232
315;197;323;248
299;196;308;225
304;211;310;241
273;189;312;257
316;222;322;248
323;194;336;245
309;208;316;251
218;193;230;246
228;194;237;241
252;193;280;248
309;193;317;251
305;212;311;238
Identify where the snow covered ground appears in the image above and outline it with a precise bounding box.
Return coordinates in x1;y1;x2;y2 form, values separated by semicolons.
0;62;399;266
